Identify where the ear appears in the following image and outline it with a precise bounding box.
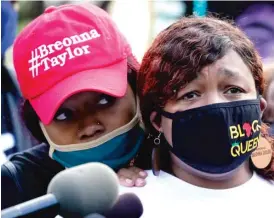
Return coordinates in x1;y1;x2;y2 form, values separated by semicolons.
259;96;267;116
150;111;163;132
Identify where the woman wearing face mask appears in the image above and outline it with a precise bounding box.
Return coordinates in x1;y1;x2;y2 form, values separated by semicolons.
120;17;274;217
1;3;147;210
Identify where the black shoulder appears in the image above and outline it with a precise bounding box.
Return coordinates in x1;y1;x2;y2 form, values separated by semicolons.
134;137;153;169
1;143;64;209
8;143;63;173
1;162;22;209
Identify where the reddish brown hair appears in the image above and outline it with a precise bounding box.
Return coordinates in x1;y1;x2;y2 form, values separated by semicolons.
137;16;274;180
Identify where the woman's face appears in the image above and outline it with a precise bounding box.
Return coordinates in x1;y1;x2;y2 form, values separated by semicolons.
152;49;266;147
43;85;136;145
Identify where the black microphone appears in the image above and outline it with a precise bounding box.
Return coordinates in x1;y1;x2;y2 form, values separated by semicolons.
104;193;143;218
2;163;119;218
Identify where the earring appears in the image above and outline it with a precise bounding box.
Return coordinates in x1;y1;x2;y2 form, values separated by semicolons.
154;132;161;145
152;132;161;176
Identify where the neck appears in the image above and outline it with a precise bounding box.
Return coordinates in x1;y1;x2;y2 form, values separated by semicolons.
171;154;253;189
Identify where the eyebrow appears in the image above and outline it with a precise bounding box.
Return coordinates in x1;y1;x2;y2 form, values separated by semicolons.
218;68;240;78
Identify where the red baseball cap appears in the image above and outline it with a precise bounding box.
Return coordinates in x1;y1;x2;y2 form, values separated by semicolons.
13;4;132;125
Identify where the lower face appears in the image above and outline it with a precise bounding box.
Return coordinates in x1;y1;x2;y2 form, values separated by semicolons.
160;50;262;179
43;85;136;145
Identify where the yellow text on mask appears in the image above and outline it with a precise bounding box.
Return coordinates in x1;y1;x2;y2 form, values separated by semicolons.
229;120;260;139
231;136;259;157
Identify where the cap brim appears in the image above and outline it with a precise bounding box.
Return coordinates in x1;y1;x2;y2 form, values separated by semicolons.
30;59;128;125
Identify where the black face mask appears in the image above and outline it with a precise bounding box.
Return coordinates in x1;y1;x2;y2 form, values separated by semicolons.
159;99;262;174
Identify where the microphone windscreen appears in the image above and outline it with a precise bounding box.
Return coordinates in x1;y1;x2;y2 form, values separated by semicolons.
105;193;143;218
47;163;119;217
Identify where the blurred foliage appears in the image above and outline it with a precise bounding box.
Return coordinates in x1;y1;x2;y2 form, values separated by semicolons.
17;1;43;34
17;18;32;34
18;1;43;20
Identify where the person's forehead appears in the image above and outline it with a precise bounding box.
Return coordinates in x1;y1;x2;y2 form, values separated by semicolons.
198;50;253;80
59;91;106;109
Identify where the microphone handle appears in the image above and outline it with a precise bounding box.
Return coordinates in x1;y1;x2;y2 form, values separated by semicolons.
2;194;59;218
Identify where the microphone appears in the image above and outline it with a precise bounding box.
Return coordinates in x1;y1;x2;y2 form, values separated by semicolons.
2;163;119;218
104;193;143;218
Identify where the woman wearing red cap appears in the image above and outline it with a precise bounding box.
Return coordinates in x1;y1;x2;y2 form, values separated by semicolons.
119;16;274;217
1;3;147;210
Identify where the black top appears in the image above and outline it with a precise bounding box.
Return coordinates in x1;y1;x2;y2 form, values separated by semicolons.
1;143;64;210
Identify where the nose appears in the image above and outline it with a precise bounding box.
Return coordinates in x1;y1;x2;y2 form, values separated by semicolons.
77;119;105;141
204;92;228;106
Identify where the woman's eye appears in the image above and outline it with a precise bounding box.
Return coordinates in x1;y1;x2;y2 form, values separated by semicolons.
180;91;200;100
54;109;74;121
98;96;109;105
225;87;245;94
56;113;66;121
98;95;115;105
